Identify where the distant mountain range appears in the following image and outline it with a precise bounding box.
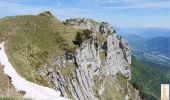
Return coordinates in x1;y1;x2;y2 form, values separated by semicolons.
118;27;170;65
118;27;170;100
146;36;170;56
117;27;170;39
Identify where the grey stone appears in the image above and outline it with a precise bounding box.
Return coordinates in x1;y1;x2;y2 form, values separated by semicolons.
39;18;141;100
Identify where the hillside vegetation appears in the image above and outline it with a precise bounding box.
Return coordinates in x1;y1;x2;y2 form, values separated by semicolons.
0;11;78;86
130;56;170;100
0;11;142;100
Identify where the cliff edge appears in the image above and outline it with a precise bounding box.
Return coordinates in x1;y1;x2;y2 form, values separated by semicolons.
0;11;140;100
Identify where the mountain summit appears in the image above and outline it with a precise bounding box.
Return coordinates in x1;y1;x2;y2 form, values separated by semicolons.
38;11;54;16
0;11;141;100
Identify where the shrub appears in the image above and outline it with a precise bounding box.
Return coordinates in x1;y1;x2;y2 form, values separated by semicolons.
73;31;84;46
83;29;93;39
79;19;85;23
73;29;93;46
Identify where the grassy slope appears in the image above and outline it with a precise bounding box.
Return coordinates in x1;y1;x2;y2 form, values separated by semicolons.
130;55;170;100
0;13;78;86
0;12;145;100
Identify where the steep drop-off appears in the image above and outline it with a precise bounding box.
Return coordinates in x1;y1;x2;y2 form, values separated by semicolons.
0;11;141;100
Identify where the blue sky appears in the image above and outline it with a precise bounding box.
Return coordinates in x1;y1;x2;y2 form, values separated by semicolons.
0;0;170;28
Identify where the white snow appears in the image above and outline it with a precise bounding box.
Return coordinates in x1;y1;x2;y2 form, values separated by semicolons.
0;42;67;100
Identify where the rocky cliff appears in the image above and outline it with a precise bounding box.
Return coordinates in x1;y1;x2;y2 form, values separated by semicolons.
40;18;140;100
0;12;140;100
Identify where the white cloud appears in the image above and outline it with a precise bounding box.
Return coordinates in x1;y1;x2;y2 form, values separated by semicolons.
144;23;170;29
98;1;170;9
0;0;169;16
120;1;170;9
0;0;169;28
0;1;47;14
0;1;94;21
73;0;170;9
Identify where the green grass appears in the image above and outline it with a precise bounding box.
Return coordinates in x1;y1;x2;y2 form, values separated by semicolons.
0;12;109;89
99;52;106;64
55;63;76;78
96;33;107;43
0;97;15;100
0;12;139;100
63;18;100;26
130;55;170;100
0;13;78;85
92;73;139;100
100;74;129;100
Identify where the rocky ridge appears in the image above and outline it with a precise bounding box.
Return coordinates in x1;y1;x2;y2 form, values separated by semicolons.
39;18;140;100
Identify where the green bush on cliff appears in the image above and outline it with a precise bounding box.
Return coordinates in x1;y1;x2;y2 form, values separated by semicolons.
73;31;84;46
83;29;93;38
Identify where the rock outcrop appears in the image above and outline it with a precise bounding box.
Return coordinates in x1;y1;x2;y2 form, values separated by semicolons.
39;18;140;100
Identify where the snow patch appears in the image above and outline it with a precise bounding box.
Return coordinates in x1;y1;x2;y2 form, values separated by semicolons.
0;42;67;100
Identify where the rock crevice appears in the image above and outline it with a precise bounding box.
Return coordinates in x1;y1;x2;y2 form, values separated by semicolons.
39;19;140;100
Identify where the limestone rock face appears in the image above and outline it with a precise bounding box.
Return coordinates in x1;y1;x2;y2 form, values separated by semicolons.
103;33;131;78
100;22;113;35
40;18;140;100
63;18;100;33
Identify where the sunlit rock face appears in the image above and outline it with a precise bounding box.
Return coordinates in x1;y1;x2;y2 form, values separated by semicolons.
39;18;140;100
